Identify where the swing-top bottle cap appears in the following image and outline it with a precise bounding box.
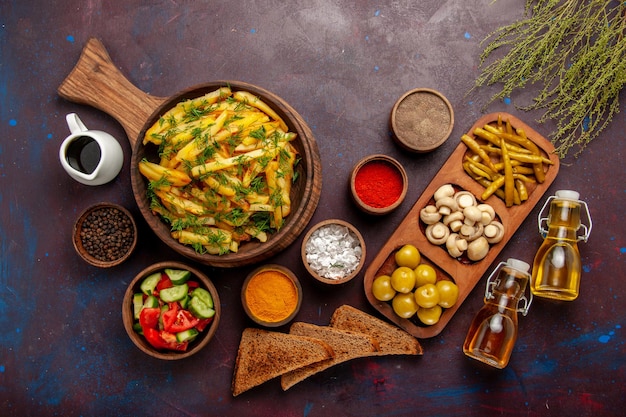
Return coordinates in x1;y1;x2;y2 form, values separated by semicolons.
555;190;580;201
506;258;530;273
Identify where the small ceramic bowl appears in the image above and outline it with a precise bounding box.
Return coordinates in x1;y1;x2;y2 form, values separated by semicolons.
390;88;454;153
301;219;366;285
73;202;138;267
350;154;408;215
122;261;220;360
241;264;302;327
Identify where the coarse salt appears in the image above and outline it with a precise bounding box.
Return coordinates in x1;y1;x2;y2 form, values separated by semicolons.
305;223;362;280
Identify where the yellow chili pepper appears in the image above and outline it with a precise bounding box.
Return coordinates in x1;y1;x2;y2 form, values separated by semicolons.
461;134;497;172
464;156;497;180
481;175;505;201
515;178;529;202
500;137;515;207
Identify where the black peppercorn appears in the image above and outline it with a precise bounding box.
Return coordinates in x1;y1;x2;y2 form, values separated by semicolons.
79;206;135;262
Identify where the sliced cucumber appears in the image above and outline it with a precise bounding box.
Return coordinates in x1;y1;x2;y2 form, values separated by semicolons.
189;296;215;319
176;328;199;343
159;283;189;303
191;287;214;309
132;293;144;320
132;322;144;334
164;268;191;285
143;295;159;309
140;272;162;295
180;293;191;309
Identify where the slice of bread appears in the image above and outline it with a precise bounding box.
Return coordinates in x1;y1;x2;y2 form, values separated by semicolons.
231;328;334;396
280;322;380;390
330;305;423;355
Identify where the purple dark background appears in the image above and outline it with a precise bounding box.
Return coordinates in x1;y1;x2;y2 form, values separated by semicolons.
1;1;624;416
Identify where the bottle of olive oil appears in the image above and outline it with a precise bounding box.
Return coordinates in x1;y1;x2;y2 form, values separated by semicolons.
463;259;532;369
531;190;592;301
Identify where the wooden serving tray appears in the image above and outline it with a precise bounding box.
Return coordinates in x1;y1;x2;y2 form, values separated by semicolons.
363;113;560;338
58;38;323;268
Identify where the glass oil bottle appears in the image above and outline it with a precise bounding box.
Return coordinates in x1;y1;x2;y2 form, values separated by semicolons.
463;259;533;369
531;190;592;301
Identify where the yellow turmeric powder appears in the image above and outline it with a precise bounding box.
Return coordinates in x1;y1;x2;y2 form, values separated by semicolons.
245;270;298;323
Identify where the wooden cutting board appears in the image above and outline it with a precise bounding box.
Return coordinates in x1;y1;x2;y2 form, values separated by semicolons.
364;113;560;338
58;38;323;268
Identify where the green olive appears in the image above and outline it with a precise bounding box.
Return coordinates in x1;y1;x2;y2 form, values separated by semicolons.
414;264;437;287
416;304;442;325
414;283;440;308
390;266;416;293
371;275;396;301
394;244;421;269
392;292;418;319
436;280;459;308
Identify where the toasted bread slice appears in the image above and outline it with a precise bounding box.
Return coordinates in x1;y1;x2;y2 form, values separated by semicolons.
330;305;423;355
231;328;334;396
280;322;380;390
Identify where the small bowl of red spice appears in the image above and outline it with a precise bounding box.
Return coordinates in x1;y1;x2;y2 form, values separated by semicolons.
350;154;408;215
241;264;303;327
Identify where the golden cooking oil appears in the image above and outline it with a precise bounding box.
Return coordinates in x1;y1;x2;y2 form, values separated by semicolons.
531;190;590;301
463;259;532;369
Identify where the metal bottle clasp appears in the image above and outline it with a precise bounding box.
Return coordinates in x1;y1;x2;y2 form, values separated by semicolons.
484;262;533;316
537;195;593;242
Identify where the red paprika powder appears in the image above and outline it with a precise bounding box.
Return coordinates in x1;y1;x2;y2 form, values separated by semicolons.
354;160;403;208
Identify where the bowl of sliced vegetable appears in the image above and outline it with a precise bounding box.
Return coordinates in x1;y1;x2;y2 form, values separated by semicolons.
122;261;220;360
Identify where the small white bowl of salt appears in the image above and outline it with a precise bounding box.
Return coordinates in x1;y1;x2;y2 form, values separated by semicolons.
301;219;366;285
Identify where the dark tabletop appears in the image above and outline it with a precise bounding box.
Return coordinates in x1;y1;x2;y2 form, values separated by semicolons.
1;1;625;416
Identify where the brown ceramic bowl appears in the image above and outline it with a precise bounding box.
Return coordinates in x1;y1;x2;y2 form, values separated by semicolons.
130;82;323;269
301;219;366;285
390;88;454;153
122;261;220;360
241;264;302;327
350;154;408;215
73;202;137;268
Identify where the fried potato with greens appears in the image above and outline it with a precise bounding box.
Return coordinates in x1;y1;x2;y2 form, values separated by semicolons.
139;86;299;255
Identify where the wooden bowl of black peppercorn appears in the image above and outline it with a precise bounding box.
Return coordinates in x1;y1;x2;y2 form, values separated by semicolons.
73;202;138;268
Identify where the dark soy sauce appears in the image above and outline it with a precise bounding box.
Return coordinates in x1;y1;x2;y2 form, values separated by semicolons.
66;136;101;174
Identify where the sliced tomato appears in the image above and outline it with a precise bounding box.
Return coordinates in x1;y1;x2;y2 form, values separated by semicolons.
155;273;173;295
161;303;179;332
195;317;213;332
163;304;199;333
143;327;169;349
139;307;161;330
159;330;188;351
186;280;200;289
143;328;188;351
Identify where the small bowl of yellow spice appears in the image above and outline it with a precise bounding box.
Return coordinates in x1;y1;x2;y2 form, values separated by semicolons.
241;264;302;328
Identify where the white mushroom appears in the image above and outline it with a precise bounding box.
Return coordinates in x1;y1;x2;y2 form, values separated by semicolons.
449;219;464;233
446;233;468;258
425;222;450;245
446;233;464;258
443;211;465;233
477;204;496;225
467;237;490;261
460;222;484;241
435;196;458;216
420;205;441;225
443;211;464;227
454;191;477;209
434;184;455;201
484;221;505;244
463;206;483;226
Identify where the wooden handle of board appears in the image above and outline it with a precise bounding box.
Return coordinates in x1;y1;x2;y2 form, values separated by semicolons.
57;38;166;148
